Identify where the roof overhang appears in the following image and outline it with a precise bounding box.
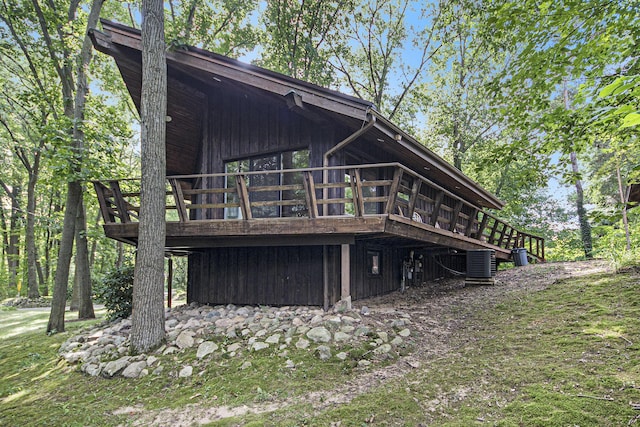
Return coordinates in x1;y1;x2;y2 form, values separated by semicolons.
91;20;504;210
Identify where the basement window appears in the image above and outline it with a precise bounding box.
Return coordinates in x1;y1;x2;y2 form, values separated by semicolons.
367;250;381;276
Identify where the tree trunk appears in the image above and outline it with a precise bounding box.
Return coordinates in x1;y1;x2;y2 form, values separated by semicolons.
570;152;592;258
47;0;104;334
26;171;40;299
48;181;81;333
70;263;79;311
76;194;95;319
564;79;592;259
7;186;21;294
130;0;167;353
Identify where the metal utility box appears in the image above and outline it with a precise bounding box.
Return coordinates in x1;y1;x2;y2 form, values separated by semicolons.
466;249;496;278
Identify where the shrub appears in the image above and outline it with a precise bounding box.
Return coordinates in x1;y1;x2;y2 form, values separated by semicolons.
95;265;135;321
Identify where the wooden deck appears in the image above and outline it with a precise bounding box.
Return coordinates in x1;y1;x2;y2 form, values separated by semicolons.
93;163;544;262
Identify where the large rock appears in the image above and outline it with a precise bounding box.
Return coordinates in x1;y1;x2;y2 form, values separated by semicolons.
333;331;351;342
295;338;310;349
251;341;269;352
122;361;147;378
374;343;392;355
102;356;131;377
81;363;102;377
306;327;331;343
196;341;218;359
179;365;193;378
316;345;332;360
175;330;195;349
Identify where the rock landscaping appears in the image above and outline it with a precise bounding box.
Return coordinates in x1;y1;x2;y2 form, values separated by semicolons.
59;302;413;379
2;296;51;308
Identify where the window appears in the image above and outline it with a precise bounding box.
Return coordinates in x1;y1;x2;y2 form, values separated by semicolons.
367;250;381;276
224;150;309;219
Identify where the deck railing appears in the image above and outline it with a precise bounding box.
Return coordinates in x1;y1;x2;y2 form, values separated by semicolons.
93;163;544;261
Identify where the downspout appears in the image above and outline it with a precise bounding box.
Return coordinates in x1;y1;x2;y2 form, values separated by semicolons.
322;110;376;311
322;111;377;209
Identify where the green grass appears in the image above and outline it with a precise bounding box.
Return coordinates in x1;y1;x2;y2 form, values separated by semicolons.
1;266;639;426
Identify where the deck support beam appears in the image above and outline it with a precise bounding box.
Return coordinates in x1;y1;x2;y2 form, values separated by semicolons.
340;243;352;310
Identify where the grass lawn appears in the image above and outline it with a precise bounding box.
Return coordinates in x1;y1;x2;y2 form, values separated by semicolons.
1;264;639;426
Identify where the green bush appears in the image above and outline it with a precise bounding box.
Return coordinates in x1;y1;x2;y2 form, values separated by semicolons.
95;265;135;321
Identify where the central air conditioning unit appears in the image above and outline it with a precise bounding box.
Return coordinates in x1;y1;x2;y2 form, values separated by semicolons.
465;249;496;285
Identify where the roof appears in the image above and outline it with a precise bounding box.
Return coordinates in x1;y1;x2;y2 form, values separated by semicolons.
90;20;504;210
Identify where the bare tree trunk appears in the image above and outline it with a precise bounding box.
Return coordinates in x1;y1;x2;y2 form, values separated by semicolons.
570;152;592;258
131;0;167;353
49;181;81;332
70;262;79;311
6;185;21;294
26;171;40;299
563;79;592;259
76;195;95;319
47;0;104;333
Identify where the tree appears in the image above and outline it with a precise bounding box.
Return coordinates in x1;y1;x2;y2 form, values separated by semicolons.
258;0;353;86
130;0;167;353
330;0;448;128
47;0;104;333
418;0;509;171
482;0;638;259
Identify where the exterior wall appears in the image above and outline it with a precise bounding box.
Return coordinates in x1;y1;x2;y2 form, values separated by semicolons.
187;245;341;306
201;86;338;174
186;241;465;307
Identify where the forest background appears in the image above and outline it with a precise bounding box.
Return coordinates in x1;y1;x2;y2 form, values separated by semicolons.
0;0;637;303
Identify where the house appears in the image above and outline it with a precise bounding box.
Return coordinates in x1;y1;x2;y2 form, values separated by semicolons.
90;21;544;309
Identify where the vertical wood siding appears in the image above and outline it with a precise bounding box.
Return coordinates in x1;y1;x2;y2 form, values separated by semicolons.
187;246;340;306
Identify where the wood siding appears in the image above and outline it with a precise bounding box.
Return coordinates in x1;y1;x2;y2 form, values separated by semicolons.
187;240;467;307
187;245;340;306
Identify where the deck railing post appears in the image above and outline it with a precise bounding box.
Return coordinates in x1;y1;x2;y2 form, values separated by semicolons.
235;174;252;220
407;178;422;219
168;178;189;222
430;191;444;226
109;180;131;223
449;200;463;232
505;227;515;249
488;217;500;245
352;169;365;217
385;168;403;215
302;171;318;218
465;208;478;237
93;181;116;223
477;211;489;239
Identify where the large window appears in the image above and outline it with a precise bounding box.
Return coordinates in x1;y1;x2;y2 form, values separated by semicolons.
225;149;309;219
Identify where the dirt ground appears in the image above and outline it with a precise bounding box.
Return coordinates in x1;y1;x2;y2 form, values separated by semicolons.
122;259;612;426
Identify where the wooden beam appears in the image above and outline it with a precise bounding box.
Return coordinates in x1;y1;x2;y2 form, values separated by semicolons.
352;169;365;217
407;179;422;219
504;227;515;249
302;171;318;218
488;217;501;245
385;168;403;215
93;181;116;223
385;215;512;259
235;174;252;220
449;200;463;232
168;178;189;222
430;191;444;226
464;208;478;237
167;256;173;308
477;211;489;239
108;180;131;223
341;244;351;302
